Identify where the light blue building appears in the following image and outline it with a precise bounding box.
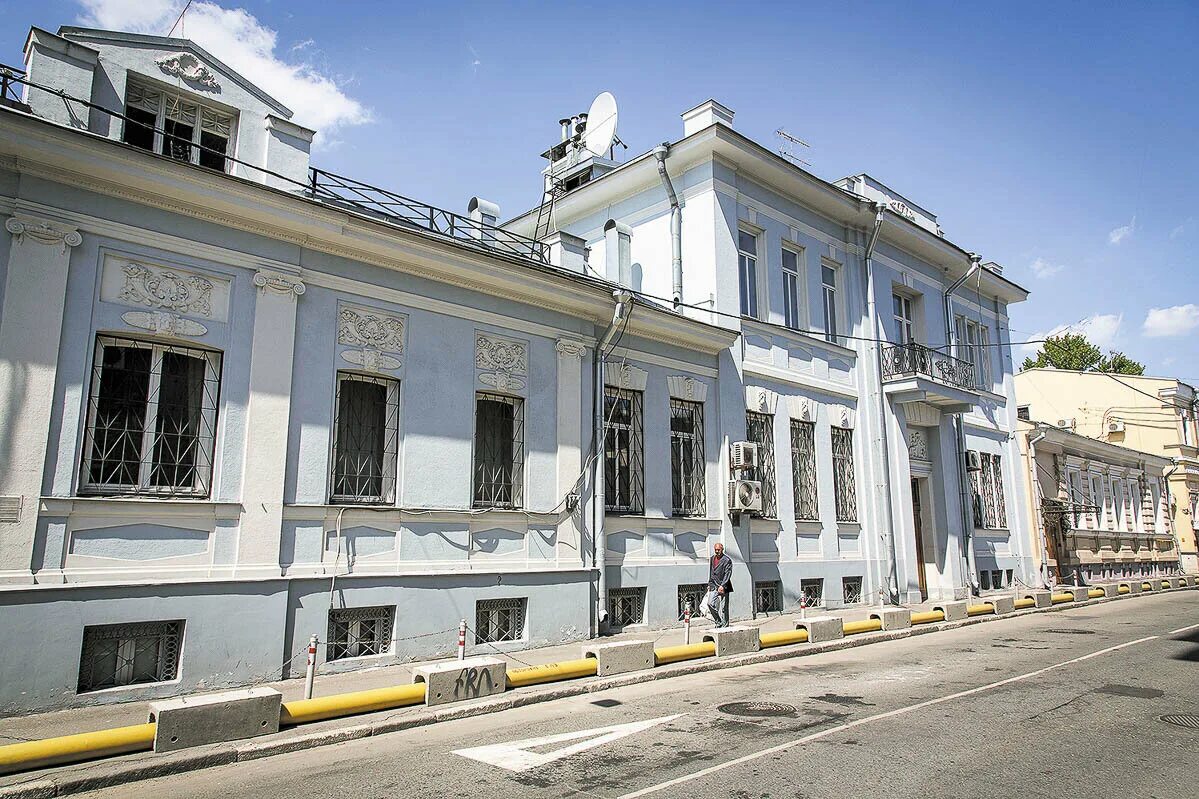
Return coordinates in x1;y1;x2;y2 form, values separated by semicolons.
0;25;1033;715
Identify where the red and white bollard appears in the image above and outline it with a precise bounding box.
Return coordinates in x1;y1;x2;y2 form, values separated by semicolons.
799;593;808;620
683;601;692;645
304;634;319;700
457;618;467;661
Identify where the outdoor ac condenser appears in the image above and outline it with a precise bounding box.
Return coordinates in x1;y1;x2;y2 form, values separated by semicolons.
728;479;763;513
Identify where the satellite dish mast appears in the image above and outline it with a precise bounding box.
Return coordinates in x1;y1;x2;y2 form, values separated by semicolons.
582;91;619;159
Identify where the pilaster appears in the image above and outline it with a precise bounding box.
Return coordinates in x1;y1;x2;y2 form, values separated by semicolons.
555;339;586;563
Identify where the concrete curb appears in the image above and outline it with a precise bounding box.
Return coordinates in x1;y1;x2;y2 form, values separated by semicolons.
2;586;1194;797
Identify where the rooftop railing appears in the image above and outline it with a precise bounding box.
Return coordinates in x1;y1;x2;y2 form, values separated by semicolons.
881;342;977;393
0;64;28;109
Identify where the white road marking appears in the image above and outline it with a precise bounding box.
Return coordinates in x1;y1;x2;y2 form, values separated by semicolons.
454;713;684;773
618;636;1159;798
1167;621;1199;635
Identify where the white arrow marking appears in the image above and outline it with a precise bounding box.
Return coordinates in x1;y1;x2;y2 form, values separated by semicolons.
453;713;684;772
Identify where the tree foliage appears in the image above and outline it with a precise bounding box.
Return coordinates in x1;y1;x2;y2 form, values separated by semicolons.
1020;332;1145;375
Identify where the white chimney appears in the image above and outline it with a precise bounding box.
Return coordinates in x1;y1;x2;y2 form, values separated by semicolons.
681;99;735;137
604;219;633;286
544;231;588;274
467;197;500;228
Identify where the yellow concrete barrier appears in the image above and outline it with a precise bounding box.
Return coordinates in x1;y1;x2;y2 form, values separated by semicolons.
1014;597;1036;609
506;658;598;689
1118;584;1130;594
653;642;716;665
1088;588;1105;599
279;683;426;725
0;722;156;776
967;603;994;617
911;610;945;625
1050;593;1074;604
759;628;810;648
842;618;884;635
1161;580;1171;590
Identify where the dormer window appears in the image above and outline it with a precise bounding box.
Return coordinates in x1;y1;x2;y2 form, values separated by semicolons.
122;78;235;172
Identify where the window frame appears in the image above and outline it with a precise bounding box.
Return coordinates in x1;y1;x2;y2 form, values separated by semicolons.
821;262;840;344
121;77;237;172
326;605;395;661
954;314;992;391
670;398;706;517
474;597;527;643
790;419;819;521
604;387;645;514
329;372;400;505
745;411;777;518
892;292;916;345
737;228;761;320
472;392;525;509
781;245;803;331
77;620;184;694
830;425;858;523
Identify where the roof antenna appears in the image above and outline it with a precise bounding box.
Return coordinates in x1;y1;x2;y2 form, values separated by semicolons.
167;0;195;38
775;128;811;167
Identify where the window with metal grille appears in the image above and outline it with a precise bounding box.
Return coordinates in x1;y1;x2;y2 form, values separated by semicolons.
842;576;863;605
670;399;706;517
677;583;708;620
991;569;1004;589
77;620;183;693
80;336;221;497
800;578;824;608
972;453;1007;529
607;587;646;627
475;597;526;643
738;229;759;319
330;373;399;504
327;606;394;661
979;570;992;591
831;426;858;523
473;393;524;508
745;412;777;517
122;79;235;171
782;247;802;330
1005;569;1014;587
754;580;782;614
790;419;819;521
604;388;644;513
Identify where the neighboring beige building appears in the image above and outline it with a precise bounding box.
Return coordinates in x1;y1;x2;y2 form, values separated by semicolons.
1016;420;1176;583
1014;369;1199;573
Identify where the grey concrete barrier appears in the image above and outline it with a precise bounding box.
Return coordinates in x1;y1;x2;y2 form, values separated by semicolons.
583;640;654;676
1100;584;1120;598
703;625;760;657
1024;590;1053;608
990;596;1016;614
796;615;844;643
934;600;969;622
148;687;282;753
1120;580;1142;594
413;656;506;706
870;608;912;630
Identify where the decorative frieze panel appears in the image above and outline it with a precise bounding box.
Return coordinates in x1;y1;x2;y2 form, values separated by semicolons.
667;375;707;402
156;52;221;89
100;255;230;322
605;363;647;392
120;311;208;338
476;332;528;393
338;305;405;352
746;387;778;414
908;429;930;461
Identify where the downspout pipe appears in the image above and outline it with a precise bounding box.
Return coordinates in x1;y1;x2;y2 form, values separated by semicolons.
944;254;983;595
593;289;634;632
1025;429;1052;588
862;203;899;604
652;144;683;309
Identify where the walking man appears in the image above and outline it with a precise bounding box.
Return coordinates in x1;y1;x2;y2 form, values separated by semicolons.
708;542;733;628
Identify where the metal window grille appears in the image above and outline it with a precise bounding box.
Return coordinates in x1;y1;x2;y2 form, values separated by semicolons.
754;580;782;614
607;587;646;627
790;420;819;521
831;427;858;523
331;373;399;503
738;230;758;319
1005;569;1013;587
77;620;183;693
745;412;777;518
842;576;863;605
979;570;992;591
800;578;824;608
475;597;526;643
327;606;394;661
782;248;801;330
991;454;1007;528
604;389;644;513
970;460;986;528
670;399;706;517
975;453;1006;529
677;583;708;620
473;393;524;509
991;569;1004;589
80;336;221;497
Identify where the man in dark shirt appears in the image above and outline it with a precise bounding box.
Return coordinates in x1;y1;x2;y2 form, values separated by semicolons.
707;542;733;628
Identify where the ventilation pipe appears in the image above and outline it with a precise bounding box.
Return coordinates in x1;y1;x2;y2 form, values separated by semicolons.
652;144;683;309
593;289;634;631
467;197;500;243
945;253;983;595
604;219;633;287
1025;428;1052;588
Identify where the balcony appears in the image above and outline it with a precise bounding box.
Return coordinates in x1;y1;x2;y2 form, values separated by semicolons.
881;342;980;413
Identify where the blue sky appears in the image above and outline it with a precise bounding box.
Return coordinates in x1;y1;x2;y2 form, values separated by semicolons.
7;1;1198;380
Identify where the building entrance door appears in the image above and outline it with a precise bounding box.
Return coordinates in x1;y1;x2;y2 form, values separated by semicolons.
912;477;928;600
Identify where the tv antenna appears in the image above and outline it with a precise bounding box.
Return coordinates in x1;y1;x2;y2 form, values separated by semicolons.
776;128;811;167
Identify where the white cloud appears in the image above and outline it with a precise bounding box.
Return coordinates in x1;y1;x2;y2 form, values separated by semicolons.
1170;218;1195;239
77;1;370;145
1143;304;1199;338
1108;218;1135;245
1029;257;1065;280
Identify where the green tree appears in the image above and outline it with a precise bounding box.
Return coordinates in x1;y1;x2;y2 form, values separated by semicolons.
1020;333;1145;375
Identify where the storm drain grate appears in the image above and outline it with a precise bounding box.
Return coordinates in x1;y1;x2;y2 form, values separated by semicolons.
718;701;797;717
1160;713;1199;730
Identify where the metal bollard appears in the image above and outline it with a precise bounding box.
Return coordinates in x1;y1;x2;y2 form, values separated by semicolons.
457;619;467;661
304;634;319;700
683;601;692;645
799;593;808;620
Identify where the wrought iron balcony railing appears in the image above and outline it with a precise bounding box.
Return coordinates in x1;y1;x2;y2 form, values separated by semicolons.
0;64;28;109
881;342;977;392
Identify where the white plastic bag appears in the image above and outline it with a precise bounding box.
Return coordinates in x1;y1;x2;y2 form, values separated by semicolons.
696;589;716;619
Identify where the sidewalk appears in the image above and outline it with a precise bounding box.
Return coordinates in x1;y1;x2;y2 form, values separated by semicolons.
0;597;954;744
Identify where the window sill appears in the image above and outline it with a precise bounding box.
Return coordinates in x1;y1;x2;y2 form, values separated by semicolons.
77;676;182;697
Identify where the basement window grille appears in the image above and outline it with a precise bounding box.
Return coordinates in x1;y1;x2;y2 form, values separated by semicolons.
670;398;706;517
842;576;863;605
979;570;992;591
77;620;183;693
1006;569;1013;587
991;569;1004;589
80;336;221;498
831;427;858;523
327;606;394;661
607;587;646;627
330;373;399;504
790;419;819;521
475;597;526;643
473;393;524;509
754;580;782;614
677;583;708;620
800;578;824;608
745;412;777;517
604;388;644;513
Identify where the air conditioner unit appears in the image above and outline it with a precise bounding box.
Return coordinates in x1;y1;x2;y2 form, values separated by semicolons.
965;450;982;472
728;479;763;513
730;441;759;471
1107;419;1125;434
1057;418;1077;431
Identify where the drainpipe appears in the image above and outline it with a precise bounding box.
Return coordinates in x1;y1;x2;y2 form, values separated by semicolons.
1025;428;1052;588
652;144;683;309
593;289;634;632
862;203;899;604
944;254;983;595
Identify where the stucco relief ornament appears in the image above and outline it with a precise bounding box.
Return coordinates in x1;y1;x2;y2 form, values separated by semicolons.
253;270;305;297
338;308;405;354
5;217;82;253
155;52;221;90
476;334;528;392
908;429;929;461
119;264;214;316
555;339;586;358
756;389;769;411
121;311;207;338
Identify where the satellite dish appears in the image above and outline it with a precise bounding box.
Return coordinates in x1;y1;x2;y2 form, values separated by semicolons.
582;91;618;158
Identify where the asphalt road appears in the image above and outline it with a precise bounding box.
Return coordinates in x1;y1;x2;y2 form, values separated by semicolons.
77;592;1199;799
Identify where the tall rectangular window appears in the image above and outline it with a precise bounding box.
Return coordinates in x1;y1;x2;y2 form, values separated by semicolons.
81;336;221;497
781;247;802;331
892;293;915;344
790;419;819;521
955;315;991;390
738;229;759;319
972;452;1008;529
604;388;644;513
473;393;524;509
670;398;706;516
831;426;857;522
331;373;399;504
822;264;839;343
745;412;777;517
122;79;235;172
